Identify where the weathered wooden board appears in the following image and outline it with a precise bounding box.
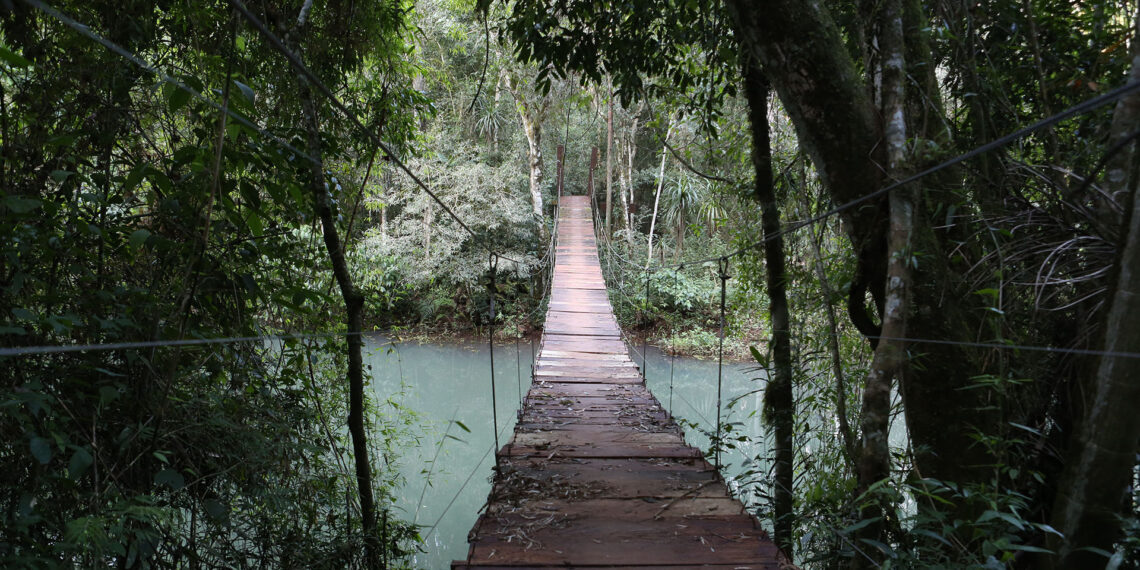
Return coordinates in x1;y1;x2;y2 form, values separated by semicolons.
453;195;781;569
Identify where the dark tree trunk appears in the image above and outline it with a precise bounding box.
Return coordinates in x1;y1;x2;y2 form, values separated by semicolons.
737;52;795;560
299;81;381;569
726;0;888;348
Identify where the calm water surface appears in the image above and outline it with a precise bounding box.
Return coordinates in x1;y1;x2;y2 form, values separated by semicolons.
366;336;765;569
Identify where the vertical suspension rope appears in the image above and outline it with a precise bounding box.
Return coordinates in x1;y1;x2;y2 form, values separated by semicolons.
715;257;730;470
642;270;651;378
488;253;501;469
669;265;681;414
515;266;523;410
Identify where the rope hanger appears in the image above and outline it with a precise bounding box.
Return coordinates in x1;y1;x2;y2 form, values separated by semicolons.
714;256;731;470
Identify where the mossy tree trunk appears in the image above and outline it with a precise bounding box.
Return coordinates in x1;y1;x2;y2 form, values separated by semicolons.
730;41;795;558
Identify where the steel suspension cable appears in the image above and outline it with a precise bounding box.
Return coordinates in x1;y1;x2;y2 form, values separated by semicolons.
514;267;524;410
223;0;521;264
487;253;501;469
646;77;1140;273
642;270;651;378
715;257;730;470
669;266;680;414
32;0;1140;366
21;0;316;164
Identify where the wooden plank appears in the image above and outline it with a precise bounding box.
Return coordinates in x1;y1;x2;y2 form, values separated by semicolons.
461;515;773;566
502;442;703;459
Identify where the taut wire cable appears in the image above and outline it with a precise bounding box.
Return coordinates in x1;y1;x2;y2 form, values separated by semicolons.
714;256;730;470
487;253;501;469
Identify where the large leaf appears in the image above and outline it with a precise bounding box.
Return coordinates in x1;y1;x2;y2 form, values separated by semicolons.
0;45;32;68
154;468;185;490
4;196;42;214
29;437;52;464
129;229;152;250
68;447;93;479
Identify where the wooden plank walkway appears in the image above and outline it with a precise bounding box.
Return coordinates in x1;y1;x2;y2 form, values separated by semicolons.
453;195;782;569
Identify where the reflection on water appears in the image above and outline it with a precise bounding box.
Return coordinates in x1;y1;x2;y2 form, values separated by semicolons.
638;346;770;505
366;336;534;570
367;336;769;569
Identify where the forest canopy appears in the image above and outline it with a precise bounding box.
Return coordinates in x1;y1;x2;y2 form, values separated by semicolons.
2;0;1139;568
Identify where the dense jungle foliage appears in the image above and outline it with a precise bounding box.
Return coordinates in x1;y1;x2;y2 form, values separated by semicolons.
2;0;1140;568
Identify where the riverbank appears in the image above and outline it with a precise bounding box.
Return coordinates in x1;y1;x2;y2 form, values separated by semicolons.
373;320;759;363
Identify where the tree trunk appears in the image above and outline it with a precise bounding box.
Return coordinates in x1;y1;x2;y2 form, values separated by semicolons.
729;0;888;351
504;72;549;223
856;0;911;556
606;81;615;239
619;102;644;245
523;117;544;218
624;145;633;241
588;146;598;202
646;120;673;268
299;81;380;569
556;144;564;200
675;211;685;262
1049;18;1140;564
1098;9;1140;232
738;55;795;560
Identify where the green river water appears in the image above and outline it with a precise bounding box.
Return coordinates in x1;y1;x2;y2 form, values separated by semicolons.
365;336;763;569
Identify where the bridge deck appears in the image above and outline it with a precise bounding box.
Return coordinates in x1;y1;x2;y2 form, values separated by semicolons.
453;195;781;569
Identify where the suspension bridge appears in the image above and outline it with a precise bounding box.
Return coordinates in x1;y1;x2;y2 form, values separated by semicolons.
452;195;781;568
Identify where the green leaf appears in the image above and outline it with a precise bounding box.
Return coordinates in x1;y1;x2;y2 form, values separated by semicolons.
1006;544;1052;554
11;307;36;320
204;499;227;521
124;165;147;192
50;170;73;182
99;386;120;405
244;209;263;236
154;468;185;490
150;169;173;195
129;229;152;250
65;516;106;544
233;80;256;105
859;538;897;557
454;420;471;433
69;447;93;478
164;82;192;113
4;196;42;214
46;315;74;334
0;44;32;68
841;517;879;534
913;528;953;547
30;437;52;464
1008;422;1041;436
748;345;769;368
973;288;1000;299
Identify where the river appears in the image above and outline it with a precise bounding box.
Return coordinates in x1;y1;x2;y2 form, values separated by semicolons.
365;336;763;569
